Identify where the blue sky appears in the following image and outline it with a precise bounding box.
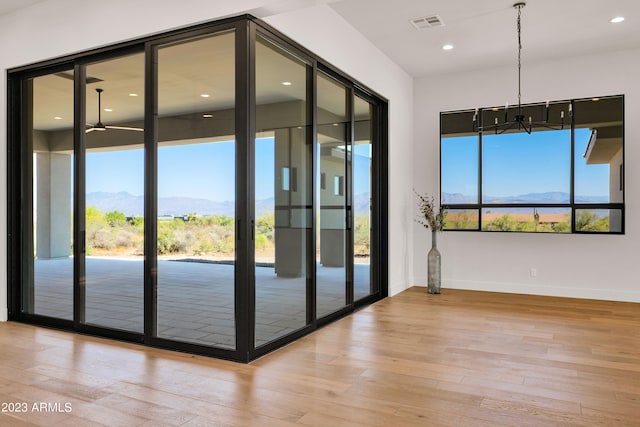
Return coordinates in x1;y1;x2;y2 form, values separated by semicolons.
86;136;371;201
441;128;609;200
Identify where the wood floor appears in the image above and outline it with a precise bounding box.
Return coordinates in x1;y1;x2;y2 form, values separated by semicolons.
1;287;638;426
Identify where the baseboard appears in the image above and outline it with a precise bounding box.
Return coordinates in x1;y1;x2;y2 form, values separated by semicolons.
438;279;640;303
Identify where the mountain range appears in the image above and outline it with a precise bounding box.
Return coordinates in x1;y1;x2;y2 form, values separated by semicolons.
87;191;371;217
442;191;608;204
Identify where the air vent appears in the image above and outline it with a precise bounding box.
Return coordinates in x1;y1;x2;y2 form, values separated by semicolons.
410;15;445;30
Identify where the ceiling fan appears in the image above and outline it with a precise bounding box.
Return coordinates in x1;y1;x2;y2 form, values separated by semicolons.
86;88;144;133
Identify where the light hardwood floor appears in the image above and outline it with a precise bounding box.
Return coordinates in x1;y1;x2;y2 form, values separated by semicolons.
1;287;638;426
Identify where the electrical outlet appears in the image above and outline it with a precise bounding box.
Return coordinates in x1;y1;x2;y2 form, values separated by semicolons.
530;267;537;278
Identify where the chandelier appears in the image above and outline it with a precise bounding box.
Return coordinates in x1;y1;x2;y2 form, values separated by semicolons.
473;2;571;134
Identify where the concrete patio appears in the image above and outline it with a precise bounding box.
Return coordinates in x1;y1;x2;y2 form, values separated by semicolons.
33;257;371;348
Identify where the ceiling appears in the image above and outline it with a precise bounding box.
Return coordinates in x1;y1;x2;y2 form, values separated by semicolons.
14;0;640;131
328;0;640;77
3;1;640;79
0;0;43;16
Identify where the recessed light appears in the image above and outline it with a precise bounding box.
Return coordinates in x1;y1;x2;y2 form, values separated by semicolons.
442;44;454;51
592;98;601;102
200;93;211;98
203;114;213;118
53;116;62;120
104;108;113;112
282;81;292;86
610;16;625;23
129;93;139;97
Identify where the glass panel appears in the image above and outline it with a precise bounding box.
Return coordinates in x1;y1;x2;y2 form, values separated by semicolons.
353;95;374;301
481;208;571;233
441;112;478;204
316;72;348;317
28;73;74;319
575;209;622;233
444;209;479;230
156;31;236;349
255;35;311;346
574;96;624;204
85;54;145;332
482;129;571;204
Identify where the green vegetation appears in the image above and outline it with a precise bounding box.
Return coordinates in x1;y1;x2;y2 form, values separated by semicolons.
83;207;375;258
444;212;477;230
354;214;370;256
482;213;568;233
84;206;279;257
480;212;609;233
575;210;610;232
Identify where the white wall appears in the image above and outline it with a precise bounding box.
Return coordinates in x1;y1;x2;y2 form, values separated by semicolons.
413;48;640;302
0;1;414;320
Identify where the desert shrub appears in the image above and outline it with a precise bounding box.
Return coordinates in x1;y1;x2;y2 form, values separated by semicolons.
553;222;571;233
157;228;178;254
91;228;116;249
575;210;609;232
256;213;274;241
105;210;127;227
86;206;104;225
114;228;138;248
354;214;370;248
255;233;268;250
483;214;519;231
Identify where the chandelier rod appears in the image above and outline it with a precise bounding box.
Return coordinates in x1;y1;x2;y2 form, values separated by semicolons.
516;2;525;115
473;1;569;135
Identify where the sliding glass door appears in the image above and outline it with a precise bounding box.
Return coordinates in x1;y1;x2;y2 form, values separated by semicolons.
254;35;313;347
83;53;145;332
26;72;75;320
155;31;237;348
316;72;350;317
8;16;387;362
353;95;376;301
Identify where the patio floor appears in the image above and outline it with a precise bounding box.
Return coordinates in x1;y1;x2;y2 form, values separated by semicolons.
32;257;371;348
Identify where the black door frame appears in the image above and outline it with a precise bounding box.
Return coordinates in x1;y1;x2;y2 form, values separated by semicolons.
7;14;388;363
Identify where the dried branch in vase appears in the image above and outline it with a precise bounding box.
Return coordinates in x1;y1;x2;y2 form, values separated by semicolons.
414;190;447;232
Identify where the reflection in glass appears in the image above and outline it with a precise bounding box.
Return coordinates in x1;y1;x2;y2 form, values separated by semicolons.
29;73;75;319
481;208;571;233
255;35;311;345
444;209;479;230
85;53;145;332
353;95;374;301
316;72;348;317
156;31;236;349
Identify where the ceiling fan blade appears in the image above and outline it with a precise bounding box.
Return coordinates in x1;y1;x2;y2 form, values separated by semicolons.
86;127;98;133
105;125;144;132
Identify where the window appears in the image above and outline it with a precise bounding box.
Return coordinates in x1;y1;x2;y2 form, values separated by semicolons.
334;175;344;196
440;95;624;234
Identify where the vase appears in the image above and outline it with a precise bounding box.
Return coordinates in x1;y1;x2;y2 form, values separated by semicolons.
427;231;441;294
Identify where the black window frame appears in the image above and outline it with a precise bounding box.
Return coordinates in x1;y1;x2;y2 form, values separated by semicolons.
440;95;625;235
